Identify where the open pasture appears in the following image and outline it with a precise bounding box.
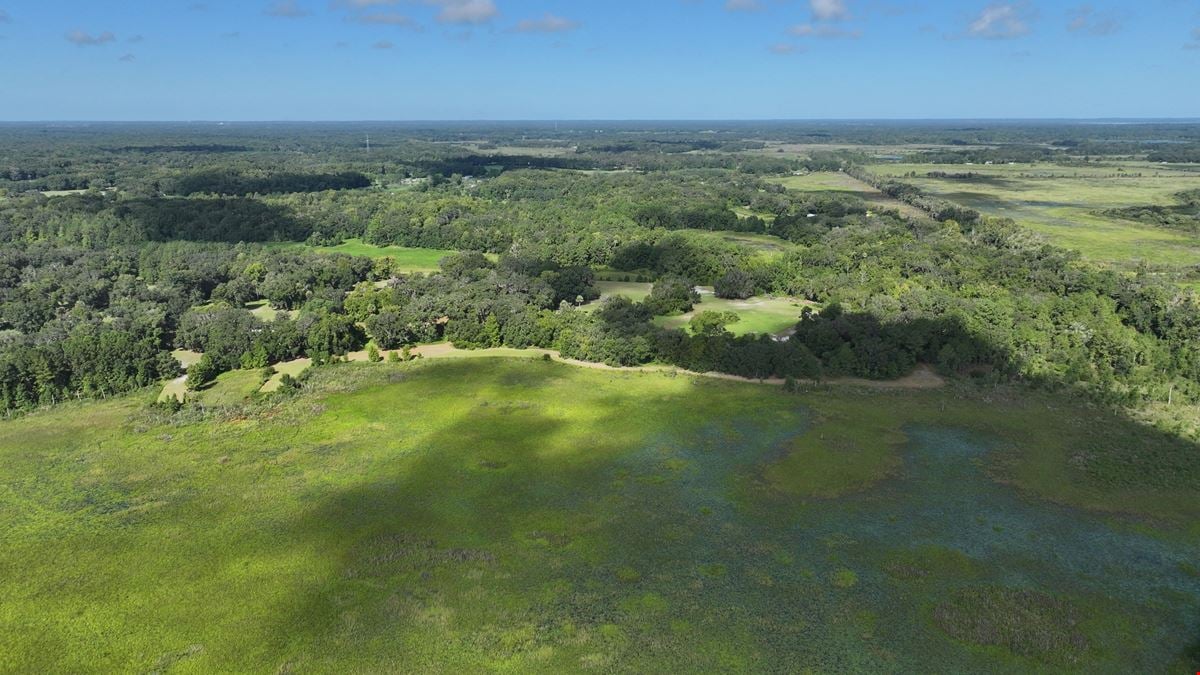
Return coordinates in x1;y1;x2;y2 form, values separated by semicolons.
1;359;1197;672
868;163;1200;268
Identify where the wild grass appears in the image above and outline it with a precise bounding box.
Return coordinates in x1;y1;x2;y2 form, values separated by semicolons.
0;359;1197;672
867;162;1200;269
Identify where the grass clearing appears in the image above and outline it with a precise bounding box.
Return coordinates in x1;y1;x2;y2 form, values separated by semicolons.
2;360;1197;671
595;280;653;303
271;239;461;272
171;349;204;369
654;290;812;337
867;163;1200;268
770;172;929;219
247;299;295;322
193;368;266;406
260;358;313;393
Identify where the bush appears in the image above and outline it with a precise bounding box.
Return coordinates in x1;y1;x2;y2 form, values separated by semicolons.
186;355;220;390
714;269;755;300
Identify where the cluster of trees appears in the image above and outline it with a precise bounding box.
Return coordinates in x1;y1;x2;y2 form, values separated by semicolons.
850;168;981;224
1146;145;1200;163
1104;190;1200;234
2;127;1199;441
170;170;372;196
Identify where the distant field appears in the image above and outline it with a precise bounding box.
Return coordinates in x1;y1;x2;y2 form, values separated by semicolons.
685;229;797;255
273;239;459;272
770;172;928;219
732;206;777;222
2;359;1197;672
867;163;1200;268
655;290;811;337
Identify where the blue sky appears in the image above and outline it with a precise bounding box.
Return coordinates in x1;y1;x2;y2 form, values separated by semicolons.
1;0;1198;120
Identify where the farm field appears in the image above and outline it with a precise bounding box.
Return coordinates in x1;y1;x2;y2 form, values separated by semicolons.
866;163;1200;268
1;358;1197;672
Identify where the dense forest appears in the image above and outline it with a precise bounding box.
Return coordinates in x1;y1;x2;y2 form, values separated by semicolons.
0;122;1197;441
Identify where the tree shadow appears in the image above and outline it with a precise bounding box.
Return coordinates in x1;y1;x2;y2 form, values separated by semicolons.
114;197;309;242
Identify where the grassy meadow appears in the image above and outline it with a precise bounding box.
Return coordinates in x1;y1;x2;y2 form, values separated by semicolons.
271;239;461;272
866;162;1200;269
769;172;929;219
653;290;811;337
2;358;1198;672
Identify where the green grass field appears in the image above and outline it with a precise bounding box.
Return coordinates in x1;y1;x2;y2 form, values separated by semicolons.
595;280;653;303
685;229;798;256
866;163;1200;268
2;359;1196;672
769;172;928;219
272;239;461;272
592;283;809;336
654;290;811;337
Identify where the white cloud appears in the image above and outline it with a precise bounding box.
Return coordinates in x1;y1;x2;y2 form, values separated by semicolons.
967;3;1031;39
512;13;579;33
789;23;860;39
373;39;395;48
426;0;497;25
811;0;848;21
0;9;10;23
65;30;116;46
330;0;397;7
265;0;310;18
1067;5;1119;36
354;12;418;27
119;53;136;62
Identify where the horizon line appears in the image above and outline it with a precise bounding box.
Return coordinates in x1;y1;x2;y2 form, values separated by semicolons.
2;117;1200;125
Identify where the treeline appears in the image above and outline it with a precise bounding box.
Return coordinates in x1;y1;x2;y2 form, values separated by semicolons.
1146;145;1200;163
1104;189;1200;234
848;167;981;223
909;146;1061;165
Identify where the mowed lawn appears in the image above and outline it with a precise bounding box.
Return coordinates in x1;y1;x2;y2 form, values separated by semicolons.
866;163;1200;268
0;359;1197;672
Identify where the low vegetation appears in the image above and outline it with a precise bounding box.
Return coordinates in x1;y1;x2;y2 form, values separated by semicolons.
0;359;1196;672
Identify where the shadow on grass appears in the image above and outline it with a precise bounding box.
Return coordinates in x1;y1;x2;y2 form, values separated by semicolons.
232;359;1200;672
